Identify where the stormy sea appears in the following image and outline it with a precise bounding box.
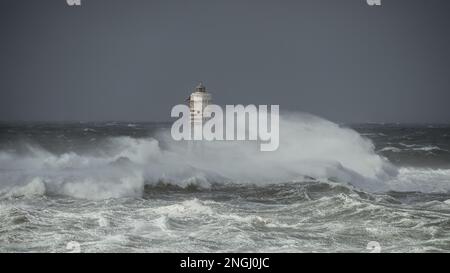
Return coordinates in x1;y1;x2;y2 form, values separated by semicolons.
1;113;450;253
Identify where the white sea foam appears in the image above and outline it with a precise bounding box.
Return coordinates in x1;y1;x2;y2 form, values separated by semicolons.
385;168;450;193
412;146;444;152
0;177;46;199
379;147;402;153
153;199;214;217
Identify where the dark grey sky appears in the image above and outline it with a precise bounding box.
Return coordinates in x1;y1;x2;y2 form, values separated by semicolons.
1;0;449;123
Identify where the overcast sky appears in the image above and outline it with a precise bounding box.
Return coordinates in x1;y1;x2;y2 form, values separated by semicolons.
0;0;449;123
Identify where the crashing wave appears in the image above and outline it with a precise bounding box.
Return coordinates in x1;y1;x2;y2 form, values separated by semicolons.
0;112;400;199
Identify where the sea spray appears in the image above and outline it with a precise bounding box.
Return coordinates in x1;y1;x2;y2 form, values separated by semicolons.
0;112;396;199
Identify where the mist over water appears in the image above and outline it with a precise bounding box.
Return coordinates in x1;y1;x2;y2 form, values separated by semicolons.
1;113;450;252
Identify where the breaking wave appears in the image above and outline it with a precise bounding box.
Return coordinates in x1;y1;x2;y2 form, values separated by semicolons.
0;112;430;200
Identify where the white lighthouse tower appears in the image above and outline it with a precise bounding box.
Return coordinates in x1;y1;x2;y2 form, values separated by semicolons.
187;82;212;125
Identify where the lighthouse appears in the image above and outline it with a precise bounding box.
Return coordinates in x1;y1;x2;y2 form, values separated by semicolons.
187;82;212;125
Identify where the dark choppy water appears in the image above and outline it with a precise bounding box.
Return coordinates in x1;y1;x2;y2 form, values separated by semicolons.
1;118;450;252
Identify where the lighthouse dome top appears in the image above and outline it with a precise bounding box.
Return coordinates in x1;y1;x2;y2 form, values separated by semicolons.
195;82;206;92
